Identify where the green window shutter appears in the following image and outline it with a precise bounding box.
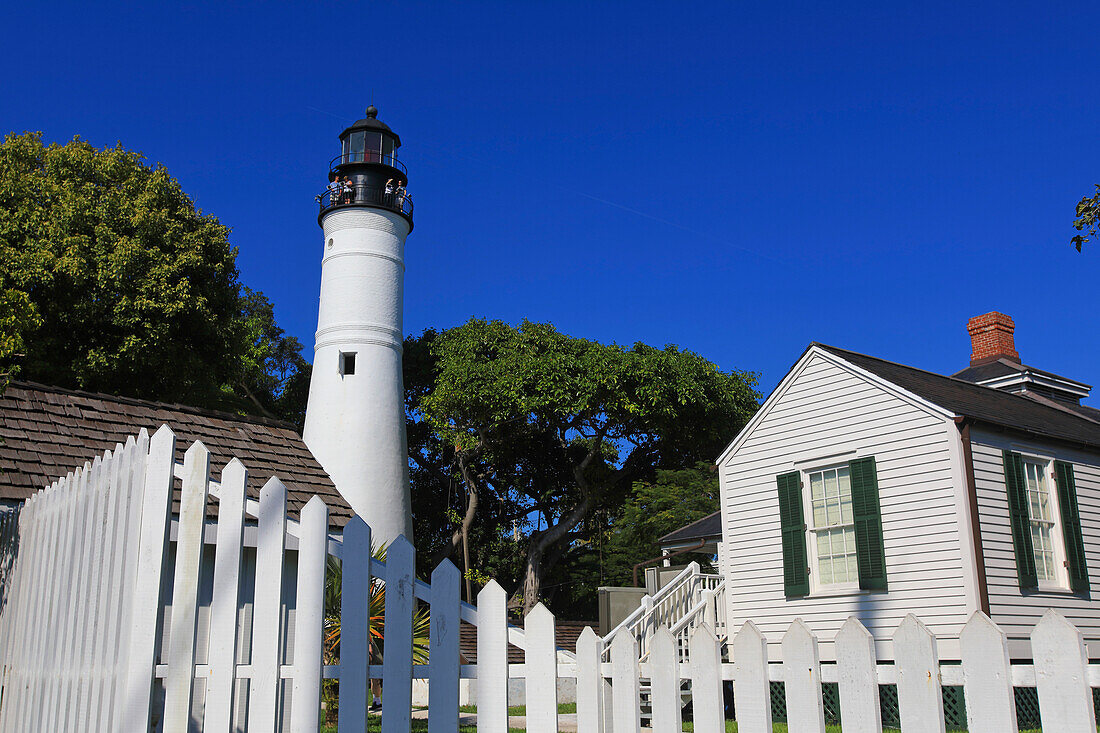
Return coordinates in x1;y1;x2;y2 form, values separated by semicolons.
776;471;809;597
1054;461;1090;594
1003;450;1038;589
849;457;888;591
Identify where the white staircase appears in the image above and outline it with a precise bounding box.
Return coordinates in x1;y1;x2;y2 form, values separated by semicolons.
600;563;728;719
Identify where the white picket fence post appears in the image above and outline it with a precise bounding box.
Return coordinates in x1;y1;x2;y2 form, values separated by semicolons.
122;425;175;732
575;626;605;733
895;613;947;733
381;535;416;733
689;622;723;732
163;441;210;733
835;616;881;732
732;620;772;733
290;496;328;733
525;603;558;733
961;611;1017;733
1033;609;1097;732
476;580;509;733
609;631;641;733
202;457;247;733
647;627;681;733
338;517;372;733
782;618;825;733
427;559;460;733
249;476;288;732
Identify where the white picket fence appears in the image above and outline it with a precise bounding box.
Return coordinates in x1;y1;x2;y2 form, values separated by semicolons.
583;610;1100;733
3;425;1100;732
0;426;575;733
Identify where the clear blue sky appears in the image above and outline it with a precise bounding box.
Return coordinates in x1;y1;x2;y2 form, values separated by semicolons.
3;1;1097;398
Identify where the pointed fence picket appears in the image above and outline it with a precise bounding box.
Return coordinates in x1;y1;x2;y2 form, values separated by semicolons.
835;615;882;732
427;559;460;733
647;626;681;733
249;476;288;732
732;620;772;733
7;425;1100;733
1033;608;1097;731
525;603;558;733
782;618;825;733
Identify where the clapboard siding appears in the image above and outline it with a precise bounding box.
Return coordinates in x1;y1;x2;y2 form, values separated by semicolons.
971;428;1100;641
720;351;970;658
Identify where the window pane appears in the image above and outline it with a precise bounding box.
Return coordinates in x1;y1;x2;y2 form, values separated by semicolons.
1039;490;1052;521
827;496;841;525
846;553;859;582
838;466;851;492
1031;524;1054;581
811;473;824;501
825;470;838;499
813;500;827;528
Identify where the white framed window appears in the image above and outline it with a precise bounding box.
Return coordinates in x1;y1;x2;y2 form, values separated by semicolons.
1022;457;1069;590
803;464;859;593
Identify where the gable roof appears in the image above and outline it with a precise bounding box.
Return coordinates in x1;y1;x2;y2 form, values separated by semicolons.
659;510;721;546
0;380;352;527
816;344;1100;451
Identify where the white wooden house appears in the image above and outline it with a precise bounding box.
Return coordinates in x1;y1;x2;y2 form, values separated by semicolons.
715;312;1100;658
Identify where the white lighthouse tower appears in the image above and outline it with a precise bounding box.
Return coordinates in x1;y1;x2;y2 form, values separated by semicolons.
303;106;413;545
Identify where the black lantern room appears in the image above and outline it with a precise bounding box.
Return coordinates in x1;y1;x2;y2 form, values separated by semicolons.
319;106;412;226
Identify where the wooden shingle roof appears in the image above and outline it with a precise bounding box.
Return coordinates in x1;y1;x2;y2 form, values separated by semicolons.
0;380;353;528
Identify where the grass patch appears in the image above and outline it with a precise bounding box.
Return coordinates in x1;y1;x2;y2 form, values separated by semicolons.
321;723;521;733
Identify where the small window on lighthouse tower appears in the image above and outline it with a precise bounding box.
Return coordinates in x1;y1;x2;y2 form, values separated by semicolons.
340;352;356;376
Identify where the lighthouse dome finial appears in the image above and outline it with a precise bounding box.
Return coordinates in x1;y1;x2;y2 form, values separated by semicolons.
365;105;378;118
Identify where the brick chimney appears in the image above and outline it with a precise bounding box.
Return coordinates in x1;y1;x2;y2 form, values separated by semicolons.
967;312;1020;365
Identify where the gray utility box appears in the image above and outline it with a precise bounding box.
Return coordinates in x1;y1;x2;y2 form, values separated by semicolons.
597;587;647;636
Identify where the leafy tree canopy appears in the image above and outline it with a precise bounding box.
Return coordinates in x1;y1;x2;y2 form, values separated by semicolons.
0;131;306;421
601;463;721;586
418;319;759;613
1073;184;1099;252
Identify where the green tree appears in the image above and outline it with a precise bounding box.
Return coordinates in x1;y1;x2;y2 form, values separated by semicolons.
602;463;720;586
0;131;306;421
1072;184;1099;252
421;319;759;613
404;329;527;602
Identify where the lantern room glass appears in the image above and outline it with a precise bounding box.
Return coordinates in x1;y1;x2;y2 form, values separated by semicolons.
340;131;398;166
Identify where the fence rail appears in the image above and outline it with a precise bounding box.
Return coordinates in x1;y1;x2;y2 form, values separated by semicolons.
2;426;1100;732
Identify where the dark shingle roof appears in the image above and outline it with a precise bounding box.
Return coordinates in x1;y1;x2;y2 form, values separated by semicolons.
817;345;1100;450
951;358;1092;391
659;510;722;545
0;381;352;527
951;358;1027;382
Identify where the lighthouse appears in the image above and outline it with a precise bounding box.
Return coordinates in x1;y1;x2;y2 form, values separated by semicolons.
302;106;413;545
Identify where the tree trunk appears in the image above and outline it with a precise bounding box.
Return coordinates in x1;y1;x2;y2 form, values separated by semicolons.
520;497;590;612
432;452;480;568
